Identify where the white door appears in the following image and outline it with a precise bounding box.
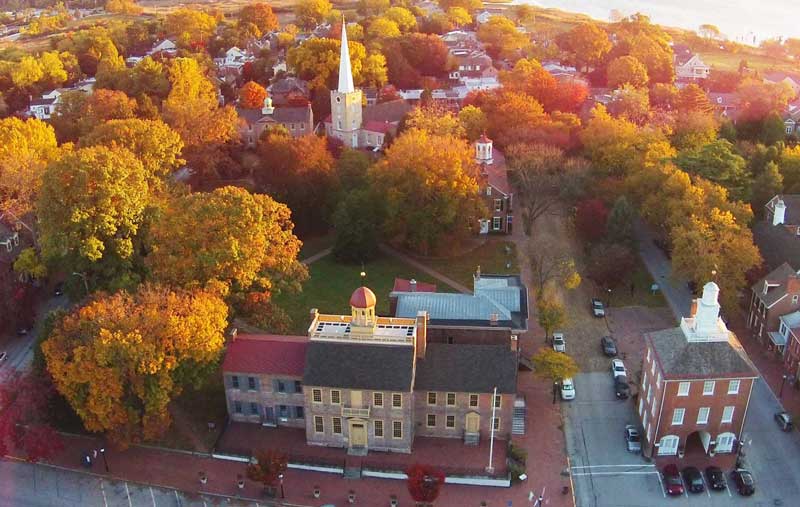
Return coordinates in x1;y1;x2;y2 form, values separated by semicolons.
479;219;489;234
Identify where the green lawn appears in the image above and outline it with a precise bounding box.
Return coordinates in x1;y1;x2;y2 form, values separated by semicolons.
606;258;668;308
423;239;520;290
298;232;335;261
274;254;449;335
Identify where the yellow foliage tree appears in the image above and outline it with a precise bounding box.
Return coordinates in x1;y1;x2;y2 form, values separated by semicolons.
42;284;229;447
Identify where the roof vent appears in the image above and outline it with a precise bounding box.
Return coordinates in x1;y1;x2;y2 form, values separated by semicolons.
490;313;499;325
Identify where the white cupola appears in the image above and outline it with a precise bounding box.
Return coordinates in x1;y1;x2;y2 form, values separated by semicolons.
680;282;729;342
773;198;786;226
475;133;493;165
261;95;274;115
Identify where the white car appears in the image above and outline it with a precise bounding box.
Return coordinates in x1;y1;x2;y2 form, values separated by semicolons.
611;359;627;378
561;378;575;400
552;332;566;352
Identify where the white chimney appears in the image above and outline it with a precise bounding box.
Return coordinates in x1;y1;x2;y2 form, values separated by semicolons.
409;279;417;292
261;96;274;115
774;198;786;226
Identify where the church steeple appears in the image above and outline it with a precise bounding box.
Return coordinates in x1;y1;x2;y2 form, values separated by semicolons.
338;18;355;93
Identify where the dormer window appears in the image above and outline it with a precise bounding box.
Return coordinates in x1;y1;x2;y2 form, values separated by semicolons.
793;295;799;305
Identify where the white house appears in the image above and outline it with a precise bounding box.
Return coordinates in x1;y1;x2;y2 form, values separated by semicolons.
147;39;177;57
476;11;493;24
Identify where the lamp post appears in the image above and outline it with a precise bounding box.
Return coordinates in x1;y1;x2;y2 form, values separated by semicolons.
606;288;612;307
99;447;109;473
486;386;498;474
780;374;788;398
72;271;89;295
278;473;285;499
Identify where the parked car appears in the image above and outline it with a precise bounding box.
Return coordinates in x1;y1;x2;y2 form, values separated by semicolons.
560;378;575;400
591;298;605;317
682;467;704;493
16;328;28;336
601;335;618;357
663;464;684;496
730;469;755;496
0;351;6;362
775;411;793;431
704;466;726;491
54;282;64;297
614;375;630;399
611;359;627;378
552;332;566;352
624;424;640;453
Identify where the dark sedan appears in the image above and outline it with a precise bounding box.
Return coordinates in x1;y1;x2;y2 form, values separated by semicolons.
730;469;755;496
682;467;704;493
663;464;684;496
704;466;726;491
601;335;617;357
614;375;630;399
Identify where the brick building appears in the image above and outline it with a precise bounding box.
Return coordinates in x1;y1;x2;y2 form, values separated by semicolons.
639;282;758;464
474;135;513;235
237;98;314;148
747;262;800;352
222;285;520;456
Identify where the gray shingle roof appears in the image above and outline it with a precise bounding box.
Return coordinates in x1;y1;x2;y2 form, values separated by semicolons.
753;221;800;272
647;327;757;379
414;343;517;394
303;341;414;391
750;261;799;307
362;99;411;124
767;194;800;225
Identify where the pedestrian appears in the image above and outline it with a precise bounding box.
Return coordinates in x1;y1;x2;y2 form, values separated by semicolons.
93;449;98;459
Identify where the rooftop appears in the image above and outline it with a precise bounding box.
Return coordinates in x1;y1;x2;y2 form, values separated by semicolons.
767;194;800;225
752;221;800;271
308;312;418;344
751;262;800;307
303;341;414;391
414;343;517;394
392;277;436;293
222;335;308;376
647;327;757;379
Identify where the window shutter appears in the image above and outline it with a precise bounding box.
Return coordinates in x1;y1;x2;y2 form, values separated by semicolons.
254;377;261;391
500;199;504;211
288;380;296;393
224;375;231;389
272;379;280;393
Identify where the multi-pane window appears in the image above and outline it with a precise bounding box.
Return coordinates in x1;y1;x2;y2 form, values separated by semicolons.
697;407;710;424
247;377;256;390
722;406;735;423
279;405;288;418
332;417;342;435
446;415;455;428
492;417;500;431
250;402;258;415
638;397;644;416
234;401;242;413
314;416;324;433
231;376;240;389
276;380;285;392
392;393;402;408
373;392;384;407
312;389;322;403
374;420;384;437
331;390;341;405
427;392;437;405
296;406;304;419
703;381;715;396
294;380;303;392
393;421;402;439
672;408;685;425
678;382;690;396
469;394;479;407
728;380;740;395
446;393;456;406
494;394;502;408
427;414;436;427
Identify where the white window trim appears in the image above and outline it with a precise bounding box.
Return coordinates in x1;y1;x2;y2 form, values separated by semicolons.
697;407;710;425
703;381;715;396
722;406;735;423
392;421;403;439
728;380;740;395
677;382;690;397
672;408;685;426
426;414;436;427
392;393;402;409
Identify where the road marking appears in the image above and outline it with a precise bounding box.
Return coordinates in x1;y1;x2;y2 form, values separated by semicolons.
174;490;181;505
570;463;656;469
125;482;132;507
682;475;688;498
150;486;156;506
723;475;732;497
100;481;108;507
571;471;661;476
656;472;666;498
701;473;710;497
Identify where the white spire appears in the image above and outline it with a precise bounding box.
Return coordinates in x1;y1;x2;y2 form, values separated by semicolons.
338;18;355;94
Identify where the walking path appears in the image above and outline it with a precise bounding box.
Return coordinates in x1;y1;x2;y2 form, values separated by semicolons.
378;244;472;294
300;247;332;266
634;220;691;321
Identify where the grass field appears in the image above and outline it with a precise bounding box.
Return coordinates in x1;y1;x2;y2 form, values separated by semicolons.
298;232;335;260
274;253;450;335
422;238;519;289
604;258;667;308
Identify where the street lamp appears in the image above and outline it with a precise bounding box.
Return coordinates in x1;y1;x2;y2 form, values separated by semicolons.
780;374;789;398
278;473;285;499
99;447;109;473
606;288;612;307
72;272;89;295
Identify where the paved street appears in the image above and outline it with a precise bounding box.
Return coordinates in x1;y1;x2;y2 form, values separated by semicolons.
0;291;69;374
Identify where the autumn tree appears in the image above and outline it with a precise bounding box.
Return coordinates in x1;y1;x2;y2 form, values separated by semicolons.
0;371;64;462
247;450;289;494
676;83;714;114
38;146;148;290
586;243;636;289
557;22;611;72
477;16;529;59
288;38;387;89
606;196;636;246
736;78;794;124
675;139;749;199
165;8;218;48
384;33;449;89
254;131;337;235
575;199;609;243
458;105;487;142
51;89;138;143
404;105;465;137
148;186;306;292
670;208;761;311
482;90;576;148
105;0;142;15
0;118;59;219
671;110;719;151
447;7;471;27
370;129;485;254
536;289;566;340
532;347;579;383
406;464;445;506
607;84;651;124
384;6;417;32
239;3;279;34
528;238;581;294
239;81;268;109
42;283;228;447
80;118;185;189
357;0;389;16
295;0;333;29
368;17;401;39
606;55;649;88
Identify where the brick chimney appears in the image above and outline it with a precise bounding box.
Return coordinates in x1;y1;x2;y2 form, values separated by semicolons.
510;334;518;352
415;310;428;359
774;198;787;226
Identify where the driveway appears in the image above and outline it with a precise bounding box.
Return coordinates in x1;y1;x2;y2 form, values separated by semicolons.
0;292;69;374
563;373;800;506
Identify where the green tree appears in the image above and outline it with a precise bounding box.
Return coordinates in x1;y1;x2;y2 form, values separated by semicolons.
606;196;636;246
675;139;749;199
332;189;382;263
751;161;783;215
606;55;648;88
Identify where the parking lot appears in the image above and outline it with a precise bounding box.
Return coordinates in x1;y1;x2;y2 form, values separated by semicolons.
564;372;800;506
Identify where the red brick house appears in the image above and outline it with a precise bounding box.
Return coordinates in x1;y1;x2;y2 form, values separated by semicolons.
639;283;758;465
747;262;800;352
778;311;800;379
474;135;513;235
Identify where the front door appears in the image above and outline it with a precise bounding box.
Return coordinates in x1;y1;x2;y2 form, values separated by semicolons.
465;412;480;433
479;219;489;234
350;390;363;407
350;421;368;448
263;406;276;426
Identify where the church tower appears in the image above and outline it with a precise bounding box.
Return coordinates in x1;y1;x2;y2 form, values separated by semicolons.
330;20;363;148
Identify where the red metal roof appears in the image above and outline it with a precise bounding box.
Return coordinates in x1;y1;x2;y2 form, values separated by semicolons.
350;286;377;308
222;335;308;376
393;278;437;293
363;120;393;134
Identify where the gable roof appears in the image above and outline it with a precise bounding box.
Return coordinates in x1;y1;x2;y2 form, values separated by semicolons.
269;77;309;95
647;327;757;379
751;261;800;307
414;343;518;394
481;148;511;195
766;194;800;225
303;341;414;390
753;221;800;272
362;99;411;124
222;335;308;376
764;72;800;85
672;43;694;66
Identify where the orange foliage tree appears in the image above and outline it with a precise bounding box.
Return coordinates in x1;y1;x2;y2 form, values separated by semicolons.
239;81;268;109
42;284;229;447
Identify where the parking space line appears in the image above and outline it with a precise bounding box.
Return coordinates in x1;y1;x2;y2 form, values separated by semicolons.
682;476;688;498
571;471;661;476
125;482;132;507
656;472;666;498
150;486;156;506
100;481;108;507
723;475;732;497
701;473;710;497
570;464;656;469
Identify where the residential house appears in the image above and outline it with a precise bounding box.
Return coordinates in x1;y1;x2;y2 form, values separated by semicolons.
747;262;800;351
27;90;61;120
753;195;800;270
474;134;513;235
475;11;493;24
237;97;314;148
639;283;758;465
219;46;254;71
223;334;308;427
764;72;800;98
147;39;177;57
672;44;710;80
222;286;520;455
268;77;309;106
782;99;800;135
440;30;482;52
707;92;739;120
777;311;800;379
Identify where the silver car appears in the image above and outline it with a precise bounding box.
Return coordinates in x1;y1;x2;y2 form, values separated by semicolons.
553;332;566;352
625;425;641;453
